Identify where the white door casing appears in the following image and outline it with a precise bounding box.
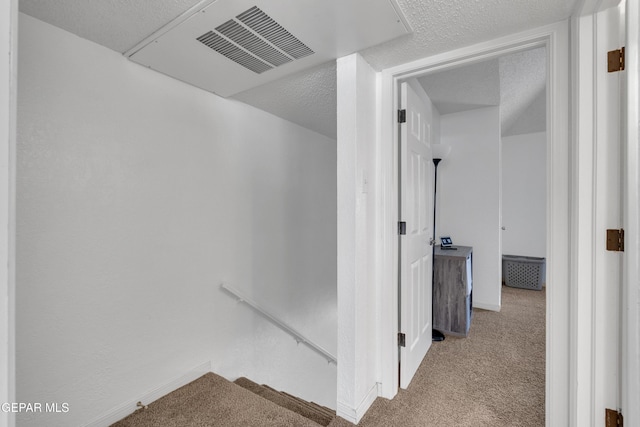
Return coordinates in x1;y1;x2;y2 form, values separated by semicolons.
1;1;17;427
399;81;433;389
593;2;625;419
378;21;570;425
622;0;640;424
572;3;626;424
569;2;640;423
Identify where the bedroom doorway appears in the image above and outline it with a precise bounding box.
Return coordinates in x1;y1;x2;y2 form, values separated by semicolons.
377;21;571;423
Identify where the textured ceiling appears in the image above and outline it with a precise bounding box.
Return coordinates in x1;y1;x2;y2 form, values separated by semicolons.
232;0;574;138
231;61;336;138
417;59;501;115
19;0;204;53
232;61;337;139
417;47;547;137
360;0;575;70
498;48;547;136
19;0;577;139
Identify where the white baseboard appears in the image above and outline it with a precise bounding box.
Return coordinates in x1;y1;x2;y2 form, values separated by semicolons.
84;361;212;427
336;382;378;424
474;302;501;312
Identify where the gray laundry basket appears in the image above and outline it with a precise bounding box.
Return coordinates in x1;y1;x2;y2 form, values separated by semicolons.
502;255;545;290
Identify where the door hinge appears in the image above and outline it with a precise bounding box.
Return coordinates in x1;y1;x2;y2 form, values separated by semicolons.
398;332;406;347
606;229;624;252
605;408;623;427
398;109;406;123
398;221;407;235
608;47;625;72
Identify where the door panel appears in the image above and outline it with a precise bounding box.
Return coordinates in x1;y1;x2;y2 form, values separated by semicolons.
399;82;434;388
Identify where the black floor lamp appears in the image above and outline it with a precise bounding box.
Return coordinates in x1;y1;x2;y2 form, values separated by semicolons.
432;144;451;342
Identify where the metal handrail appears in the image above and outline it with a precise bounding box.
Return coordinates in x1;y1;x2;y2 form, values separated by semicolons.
220;283;337;365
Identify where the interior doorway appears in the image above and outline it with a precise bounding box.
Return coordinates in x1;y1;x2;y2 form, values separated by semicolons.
415;46;547;308
392;43;547;398
378;21;571;423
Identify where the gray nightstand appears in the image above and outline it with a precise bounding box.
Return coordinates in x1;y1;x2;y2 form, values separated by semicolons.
433;246;473;337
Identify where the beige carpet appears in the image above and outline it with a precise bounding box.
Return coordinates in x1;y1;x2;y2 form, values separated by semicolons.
112;285;544;426
110;372;321;427
233;377;334;426
330;285;546;427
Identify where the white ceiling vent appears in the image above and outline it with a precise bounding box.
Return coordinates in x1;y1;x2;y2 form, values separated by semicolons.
126;0;411;97
235;6;314;60
195;6;314;74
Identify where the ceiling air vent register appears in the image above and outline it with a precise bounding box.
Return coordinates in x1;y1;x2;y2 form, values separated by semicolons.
126;0;410;97
196;6;314;74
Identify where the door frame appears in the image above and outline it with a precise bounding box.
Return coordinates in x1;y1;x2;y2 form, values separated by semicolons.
1;1;18;427
622;0;640;424
377;20;571;423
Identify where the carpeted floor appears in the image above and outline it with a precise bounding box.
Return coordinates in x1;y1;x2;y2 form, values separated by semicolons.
329;285;546;427
111;372;321;427
112;285;545;426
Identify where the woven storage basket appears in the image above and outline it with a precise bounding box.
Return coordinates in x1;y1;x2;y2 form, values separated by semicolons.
502;255;545;290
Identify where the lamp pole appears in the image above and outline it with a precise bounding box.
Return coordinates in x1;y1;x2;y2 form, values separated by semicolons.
432;157;445;342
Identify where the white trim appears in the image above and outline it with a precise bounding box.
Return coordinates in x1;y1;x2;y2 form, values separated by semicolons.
623;0;640;423
374;70;386;392
571;4;634;423
336;383;378;424
83;362;212;427
377;22;571;427
474;302;501;312
569;12;598;427
545;23;572;427
378;58;398;400
1;1;18;426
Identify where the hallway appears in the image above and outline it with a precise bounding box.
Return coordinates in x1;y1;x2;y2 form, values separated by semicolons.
330;285;545;426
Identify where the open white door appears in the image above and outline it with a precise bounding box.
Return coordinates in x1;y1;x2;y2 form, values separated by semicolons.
399;81;434;389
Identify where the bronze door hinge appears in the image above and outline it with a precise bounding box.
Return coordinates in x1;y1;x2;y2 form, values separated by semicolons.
606;229;624;252
606;408;623;427
608;47;625;72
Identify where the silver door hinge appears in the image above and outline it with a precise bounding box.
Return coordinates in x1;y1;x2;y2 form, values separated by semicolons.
606;408;623;427
398;109;406;123
608;47;625;72
606;229;624;252
398;332;406;347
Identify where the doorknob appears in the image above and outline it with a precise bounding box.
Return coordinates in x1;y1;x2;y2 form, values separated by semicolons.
429;237;437;246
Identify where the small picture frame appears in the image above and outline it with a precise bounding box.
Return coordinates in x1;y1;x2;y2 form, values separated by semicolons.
440;236;453;247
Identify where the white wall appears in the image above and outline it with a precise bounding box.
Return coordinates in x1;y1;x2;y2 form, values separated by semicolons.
439;107;502;311
502;132;547;258
16;14;336;427
1;1;17;427
336;53;379;424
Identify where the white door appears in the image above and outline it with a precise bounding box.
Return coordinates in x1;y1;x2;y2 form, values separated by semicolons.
399;81;434;389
